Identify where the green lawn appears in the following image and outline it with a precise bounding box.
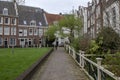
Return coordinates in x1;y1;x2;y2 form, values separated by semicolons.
0;48;51;80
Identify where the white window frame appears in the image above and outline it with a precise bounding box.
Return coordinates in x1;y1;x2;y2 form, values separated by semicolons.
30;20;36;26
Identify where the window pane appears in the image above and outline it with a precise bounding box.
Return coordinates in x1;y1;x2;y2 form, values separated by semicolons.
12;18;16;25
10;38;15;45
0;17;1;23
0;37;2;45
3;8;8;15
4;18;9;24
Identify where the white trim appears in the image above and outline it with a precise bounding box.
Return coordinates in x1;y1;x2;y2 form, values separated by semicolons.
43;13;48;25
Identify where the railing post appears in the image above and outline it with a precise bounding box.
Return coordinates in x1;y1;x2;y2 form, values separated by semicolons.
80;50;85;69
79;50;82;67
96;58;102;80
72;49;76;59
82;51;85;68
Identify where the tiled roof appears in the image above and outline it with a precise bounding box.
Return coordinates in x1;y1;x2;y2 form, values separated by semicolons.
45;13;64;25
18;5;47;26
0;1;16;16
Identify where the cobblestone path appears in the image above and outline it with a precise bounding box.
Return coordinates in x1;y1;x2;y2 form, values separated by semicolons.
30;47;89;80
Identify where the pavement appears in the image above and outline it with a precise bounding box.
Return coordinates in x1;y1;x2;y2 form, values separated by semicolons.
30;47;89;80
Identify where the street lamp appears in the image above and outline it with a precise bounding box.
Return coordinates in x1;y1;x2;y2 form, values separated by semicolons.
12;27;14;54
38;22;42;47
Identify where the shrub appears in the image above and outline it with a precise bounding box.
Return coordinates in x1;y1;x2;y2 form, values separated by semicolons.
96;27;120;53
70;38;80;52
79;36;90;51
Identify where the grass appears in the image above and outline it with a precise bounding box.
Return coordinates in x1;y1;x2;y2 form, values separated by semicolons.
0;47;51;80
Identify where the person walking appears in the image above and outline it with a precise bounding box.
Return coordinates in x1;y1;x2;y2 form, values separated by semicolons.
55;38;58;50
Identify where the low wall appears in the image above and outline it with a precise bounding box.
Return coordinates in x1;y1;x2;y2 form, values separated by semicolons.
16;48;54;80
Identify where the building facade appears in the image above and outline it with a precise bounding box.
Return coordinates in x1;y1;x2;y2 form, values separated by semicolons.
76;0;120;39
0;1;48;47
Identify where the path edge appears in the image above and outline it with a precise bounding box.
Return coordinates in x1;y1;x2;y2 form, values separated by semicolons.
16;48;54;80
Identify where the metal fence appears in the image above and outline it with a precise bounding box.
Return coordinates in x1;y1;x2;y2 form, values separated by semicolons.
65;44;120;80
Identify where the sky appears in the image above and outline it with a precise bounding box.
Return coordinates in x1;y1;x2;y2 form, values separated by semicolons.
25;0;91;14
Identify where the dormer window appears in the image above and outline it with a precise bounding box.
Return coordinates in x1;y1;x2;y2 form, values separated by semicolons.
39;22;42;26
3;8;8;15
30;20;36;26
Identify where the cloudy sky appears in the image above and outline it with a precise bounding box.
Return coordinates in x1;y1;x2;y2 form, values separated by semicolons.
25;0;91;14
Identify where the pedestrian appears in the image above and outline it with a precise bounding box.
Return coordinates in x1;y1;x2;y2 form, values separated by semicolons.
55;38;58;50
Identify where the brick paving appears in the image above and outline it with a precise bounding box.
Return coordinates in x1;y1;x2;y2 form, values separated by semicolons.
30;47;89;80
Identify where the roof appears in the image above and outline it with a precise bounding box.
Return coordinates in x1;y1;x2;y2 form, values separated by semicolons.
0;1;16;16
45;13;64;25
18;5;47;26
0;1;48;27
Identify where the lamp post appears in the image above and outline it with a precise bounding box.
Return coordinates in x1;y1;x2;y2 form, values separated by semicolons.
12;27;14;54
38;22;42;47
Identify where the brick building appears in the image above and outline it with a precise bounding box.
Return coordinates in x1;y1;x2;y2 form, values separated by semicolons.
76;0;120;39
0;0;48;47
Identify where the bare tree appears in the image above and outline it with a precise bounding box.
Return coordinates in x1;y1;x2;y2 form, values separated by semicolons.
10;0;25;5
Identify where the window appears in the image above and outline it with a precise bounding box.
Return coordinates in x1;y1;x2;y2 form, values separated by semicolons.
112;7;116;27
10;38;15;45
3;8;8;15
0;37;2;45
11;27;16;35
34;29;37;33
29;28;33;34
23;20;27;25
4;27;9;35
0;17;3;24
11;18;16;25
0;27;2;35
4;17;9;24
30;20;36;26
19;30;22;33
0;17;2;23
39;22;42;26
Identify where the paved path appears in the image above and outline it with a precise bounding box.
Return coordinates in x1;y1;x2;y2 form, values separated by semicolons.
30;47;89;80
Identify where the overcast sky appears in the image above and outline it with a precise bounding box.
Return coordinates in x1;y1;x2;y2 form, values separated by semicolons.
25;0;91;14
